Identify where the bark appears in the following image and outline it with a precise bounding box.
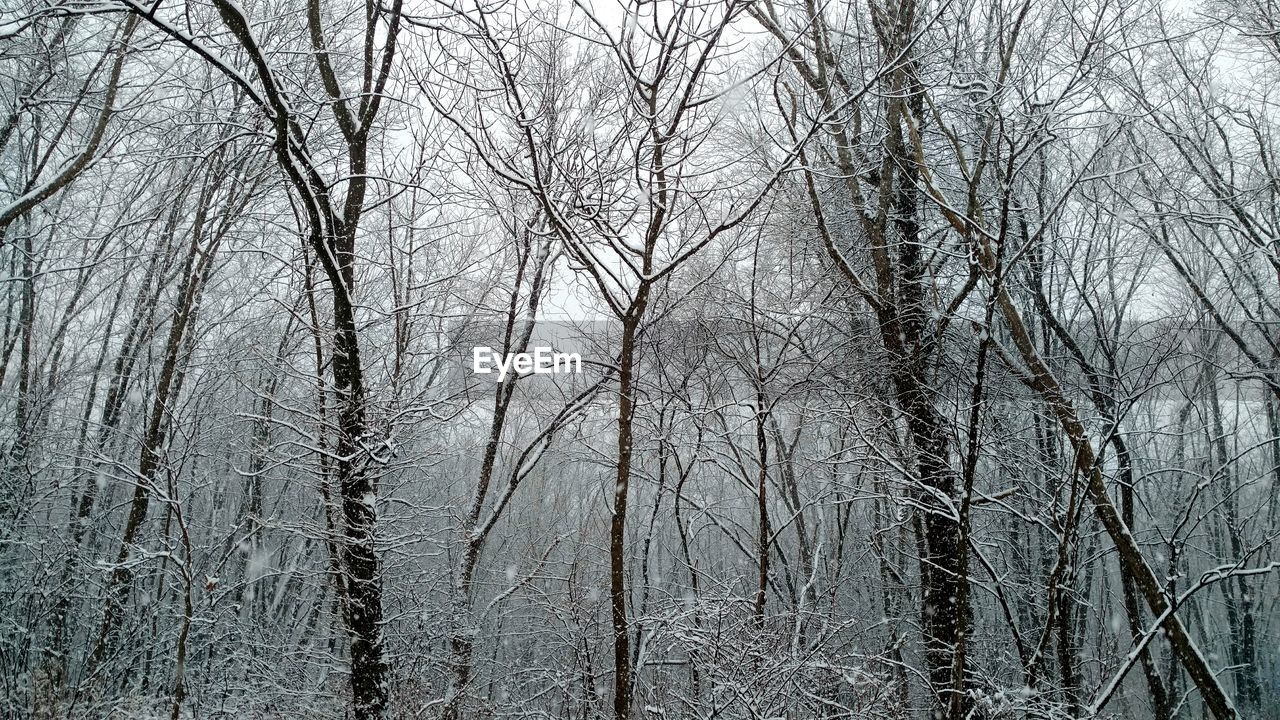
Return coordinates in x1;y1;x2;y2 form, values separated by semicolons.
49;245;160;695
192;1;406;713
1267;394;1280;528
9;228;35;468
905;77;1240;714
752;386;771;624
672;432;703;703
328;244;387;720
759;0;973;709
610;311;643;720
167;479;195;720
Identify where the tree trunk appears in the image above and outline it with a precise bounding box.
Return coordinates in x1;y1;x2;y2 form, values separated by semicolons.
610;312;642;720
752;386;771;624
329;253;387;720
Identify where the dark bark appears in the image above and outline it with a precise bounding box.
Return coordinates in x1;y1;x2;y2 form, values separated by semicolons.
195;1;406;713
983;267;1239;720
880;72;971;719
752;387;771;624
610;312;643;720
328;252;386;720
761;0;973;709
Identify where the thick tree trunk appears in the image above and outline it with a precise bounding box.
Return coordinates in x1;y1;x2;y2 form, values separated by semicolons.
610;314;641;720
329;260;387;720
9;228;34;469
884;83;971;718
203;2;402;709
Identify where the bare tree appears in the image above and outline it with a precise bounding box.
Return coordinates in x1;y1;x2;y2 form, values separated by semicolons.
2;0;1279;718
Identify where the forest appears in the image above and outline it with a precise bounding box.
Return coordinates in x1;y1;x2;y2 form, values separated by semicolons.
1;0;1278;718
